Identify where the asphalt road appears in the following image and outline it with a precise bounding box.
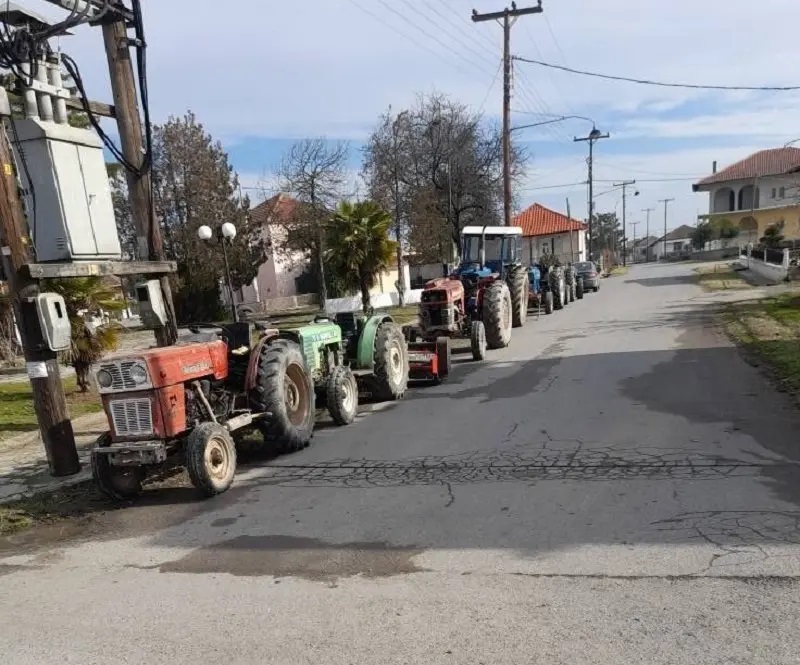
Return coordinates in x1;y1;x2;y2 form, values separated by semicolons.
3;262;800;664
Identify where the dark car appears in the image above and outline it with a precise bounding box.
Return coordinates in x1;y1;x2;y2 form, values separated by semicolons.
575;261;601;292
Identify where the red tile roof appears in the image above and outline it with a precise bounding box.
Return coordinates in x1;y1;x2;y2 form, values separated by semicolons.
512;203;586;237
250;193;299;226
693;147;800;189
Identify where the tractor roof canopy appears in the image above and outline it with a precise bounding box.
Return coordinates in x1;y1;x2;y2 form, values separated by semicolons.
461;225;523;237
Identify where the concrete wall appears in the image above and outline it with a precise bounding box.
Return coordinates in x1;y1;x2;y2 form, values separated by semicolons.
325;289;424;315
524;231;586;264
738;246;790;284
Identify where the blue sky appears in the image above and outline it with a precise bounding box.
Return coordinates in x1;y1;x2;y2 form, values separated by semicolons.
27;0;800;233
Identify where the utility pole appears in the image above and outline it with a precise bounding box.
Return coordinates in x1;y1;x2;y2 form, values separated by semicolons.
658;198;674;261
473;1;543;226
574;128;610;260
391;113;405;306
613;180;636;266
642;207;654;262
0;123;79;476
630;221;640;264
566;197;575;262
102;19;178;345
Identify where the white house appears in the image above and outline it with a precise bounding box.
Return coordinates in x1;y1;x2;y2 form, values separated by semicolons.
513;203;587;264
648;225;696;261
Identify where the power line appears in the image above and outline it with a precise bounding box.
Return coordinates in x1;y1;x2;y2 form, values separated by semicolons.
512;56;800;91
477;60;503;113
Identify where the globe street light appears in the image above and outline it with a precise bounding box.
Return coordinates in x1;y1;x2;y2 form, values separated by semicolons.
198;222;238;323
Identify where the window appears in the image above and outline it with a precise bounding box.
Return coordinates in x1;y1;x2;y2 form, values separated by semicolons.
780;187;786;198
772;188;777;199
672;241;682;252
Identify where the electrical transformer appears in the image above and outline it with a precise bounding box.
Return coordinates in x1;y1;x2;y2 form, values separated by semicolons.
11;117;122;262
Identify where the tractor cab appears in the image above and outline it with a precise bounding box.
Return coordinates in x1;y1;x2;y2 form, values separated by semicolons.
456;226;523;283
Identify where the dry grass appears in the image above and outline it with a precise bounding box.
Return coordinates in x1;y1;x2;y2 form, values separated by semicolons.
695;263;751;291
0;480;103;535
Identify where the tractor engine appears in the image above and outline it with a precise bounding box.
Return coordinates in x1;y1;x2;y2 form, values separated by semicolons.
418;278;465;337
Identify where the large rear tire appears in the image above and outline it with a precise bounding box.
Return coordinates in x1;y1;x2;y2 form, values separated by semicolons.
91;433;145;501
554;275;566;311
508;265;528;328
253;340;315;454
436;337;452;378
327;365;358;426
470;320;487;361
186;422;237;497
373;322;409;401
483;281;512;350
576;278;584;300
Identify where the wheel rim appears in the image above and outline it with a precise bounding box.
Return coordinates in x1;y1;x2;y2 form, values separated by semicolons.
388;342;403;383
341;375;355;413
285;362;310;426
205;436;232;482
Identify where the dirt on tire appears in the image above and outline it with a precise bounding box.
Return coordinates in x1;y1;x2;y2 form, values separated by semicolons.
372;322;409;400
508;265;528;328
185;422;237;497
326;365;358;426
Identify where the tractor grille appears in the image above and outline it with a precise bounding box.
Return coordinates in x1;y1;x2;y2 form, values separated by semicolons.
421;305;453;328
98;361;140;391
421;289;446;304
109;398;153;436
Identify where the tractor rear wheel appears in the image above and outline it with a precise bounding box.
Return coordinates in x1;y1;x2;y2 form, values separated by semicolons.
576;278;584;299
483;281;512;349
91;433;145;501
436;337;452;378
508;265;528;328
327;365;358;426
544;290;554;314
470;320;487;361
373;322;409;400
253;340;315;453
186;422;237;497
554;277;566;311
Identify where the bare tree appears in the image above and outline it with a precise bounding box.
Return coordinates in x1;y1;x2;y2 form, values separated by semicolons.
278;139;349;306
363;93;527;267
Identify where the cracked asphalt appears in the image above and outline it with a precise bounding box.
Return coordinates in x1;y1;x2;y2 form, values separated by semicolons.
3;261;800;664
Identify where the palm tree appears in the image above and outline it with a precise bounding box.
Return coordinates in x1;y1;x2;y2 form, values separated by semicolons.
325;200;396;312
44;277;126;391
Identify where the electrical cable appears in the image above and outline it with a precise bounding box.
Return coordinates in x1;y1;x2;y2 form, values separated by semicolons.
512;56;800;91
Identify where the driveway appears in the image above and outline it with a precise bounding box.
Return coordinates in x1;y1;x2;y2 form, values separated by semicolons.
2;262;800;664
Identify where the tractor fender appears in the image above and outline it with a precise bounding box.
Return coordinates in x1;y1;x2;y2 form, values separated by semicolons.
354;315;395;370
244;328;284;390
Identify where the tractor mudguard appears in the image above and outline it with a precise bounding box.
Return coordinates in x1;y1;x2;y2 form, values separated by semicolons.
354;315;394;370
244;329;295;390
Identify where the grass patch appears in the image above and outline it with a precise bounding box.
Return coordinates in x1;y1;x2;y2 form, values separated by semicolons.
695;263;750;291
723;293;800;392
0;377;102;441
608;265;629;277
0;481;105;536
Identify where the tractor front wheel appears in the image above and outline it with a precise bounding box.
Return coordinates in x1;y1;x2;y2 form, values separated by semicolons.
373;322;409;400
327;365;358;426
554;278;566;311
483;281;512;349
253;340;315;453
91;433;145;501
436;337;452;378
576;278;584;299
544;290;554;315
470;320;487;361
508;265;528;328
186;422;237;497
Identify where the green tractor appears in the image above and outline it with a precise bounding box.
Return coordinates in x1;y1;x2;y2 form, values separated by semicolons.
278;311;409;426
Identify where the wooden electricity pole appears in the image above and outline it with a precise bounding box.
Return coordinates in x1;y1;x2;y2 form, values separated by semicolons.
102;19;178;345
0;124;79;476
472;2;543;226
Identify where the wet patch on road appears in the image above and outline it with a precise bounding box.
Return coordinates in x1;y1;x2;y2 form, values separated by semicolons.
154;535;429;581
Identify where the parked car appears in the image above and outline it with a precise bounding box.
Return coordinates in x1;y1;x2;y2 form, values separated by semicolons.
575;261;601;292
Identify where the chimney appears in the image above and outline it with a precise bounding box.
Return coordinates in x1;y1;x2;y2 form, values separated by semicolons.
712;160;717;174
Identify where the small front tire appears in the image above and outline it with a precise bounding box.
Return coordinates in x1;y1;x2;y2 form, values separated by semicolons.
91;434;145;501
186;422;237;498
327;365;358;426
470;320;487;361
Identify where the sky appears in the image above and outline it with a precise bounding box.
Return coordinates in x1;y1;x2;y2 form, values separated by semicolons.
25;0;800;235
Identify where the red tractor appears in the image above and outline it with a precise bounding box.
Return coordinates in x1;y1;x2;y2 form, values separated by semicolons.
407;226;528;366
90;322;316;500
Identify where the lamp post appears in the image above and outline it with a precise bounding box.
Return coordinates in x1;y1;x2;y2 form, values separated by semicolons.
198;222;238;323
574;126;610;260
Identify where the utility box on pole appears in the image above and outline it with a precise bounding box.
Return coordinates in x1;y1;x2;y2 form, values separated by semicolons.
11;117;122;262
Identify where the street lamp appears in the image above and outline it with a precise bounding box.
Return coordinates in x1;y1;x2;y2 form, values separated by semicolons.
198;222;238;322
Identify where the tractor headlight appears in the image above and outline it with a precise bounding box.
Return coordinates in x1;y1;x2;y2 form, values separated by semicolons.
96;369;113;389
129;362;149;385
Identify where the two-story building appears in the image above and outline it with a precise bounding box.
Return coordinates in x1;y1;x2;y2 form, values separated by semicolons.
692;147;800;244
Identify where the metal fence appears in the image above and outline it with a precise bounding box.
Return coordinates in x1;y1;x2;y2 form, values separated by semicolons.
765;248;785;265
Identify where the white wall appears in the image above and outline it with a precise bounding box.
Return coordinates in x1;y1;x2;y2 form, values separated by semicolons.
707;176;798;214
524;231;586;264
325;289;423;314
651;237;692;261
